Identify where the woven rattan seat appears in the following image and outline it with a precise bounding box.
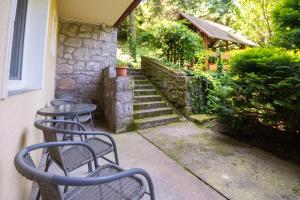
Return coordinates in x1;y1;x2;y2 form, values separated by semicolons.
14;142;155;200
62;138;112;171
65;164;146;200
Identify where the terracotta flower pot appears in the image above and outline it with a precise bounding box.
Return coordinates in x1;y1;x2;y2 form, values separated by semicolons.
116;67;128;76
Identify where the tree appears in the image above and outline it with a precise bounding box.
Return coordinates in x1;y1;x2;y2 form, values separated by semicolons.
272;0;300;49
150;21;203;66
234;0;280;45
128;10;137;62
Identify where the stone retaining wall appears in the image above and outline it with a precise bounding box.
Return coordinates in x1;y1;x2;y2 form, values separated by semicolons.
56;20;117;116
141;57;192;116
102;67;134;133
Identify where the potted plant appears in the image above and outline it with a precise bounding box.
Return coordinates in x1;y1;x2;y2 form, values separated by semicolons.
116;59;128;76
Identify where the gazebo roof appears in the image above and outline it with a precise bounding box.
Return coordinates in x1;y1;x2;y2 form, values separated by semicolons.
179;13;259;47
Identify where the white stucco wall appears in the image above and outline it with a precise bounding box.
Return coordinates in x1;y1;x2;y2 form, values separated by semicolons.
0;0;58;198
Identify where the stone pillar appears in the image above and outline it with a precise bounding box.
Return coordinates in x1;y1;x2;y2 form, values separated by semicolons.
102;67;134;133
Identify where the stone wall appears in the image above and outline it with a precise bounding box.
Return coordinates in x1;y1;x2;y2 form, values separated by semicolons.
141;57;192;116
56;20;117;116
102;67;134;133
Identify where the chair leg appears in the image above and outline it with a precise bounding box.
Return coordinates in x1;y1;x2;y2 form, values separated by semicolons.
63;168;69;193
44;153;52;172
88;161;93;173
114;150;119;165
111;139;119;165
148;179;155;200
90;113;95;131
35;191;40;200
37;154;52;200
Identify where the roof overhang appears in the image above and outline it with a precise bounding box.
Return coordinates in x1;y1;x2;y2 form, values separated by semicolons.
179;12;259;47
58;0;142;27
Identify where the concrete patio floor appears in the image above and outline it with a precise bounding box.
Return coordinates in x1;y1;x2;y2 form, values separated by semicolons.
111;132;225;200
29;125;225;200
139;122;300;200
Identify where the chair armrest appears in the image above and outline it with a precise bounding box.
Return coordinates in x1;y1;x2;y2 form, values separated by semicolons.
52;166;155;199
35;119;86;131
53;166;154;188
15;141;100;181
35;120;118;162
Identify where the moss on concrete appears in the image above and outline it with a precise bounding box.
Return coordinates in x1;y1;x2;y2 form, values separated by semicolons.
189;114;217;125
139;122;300;200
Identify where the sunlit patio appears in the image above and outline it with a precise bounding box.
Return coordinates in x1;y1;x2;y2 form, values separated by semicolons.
1;0;300;199
27;123;225;200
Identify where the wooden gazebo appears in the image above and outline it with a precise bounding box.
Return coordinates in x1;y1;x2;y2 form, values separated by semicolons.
179;13;259;51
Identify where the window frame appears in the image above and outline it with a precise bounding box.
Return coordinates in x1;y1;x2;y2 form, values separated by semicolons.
9;0;28;81
2;0;51;99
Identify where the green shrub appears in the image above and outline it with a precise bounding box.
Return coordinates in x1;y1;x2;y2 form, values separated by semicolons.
206;73;238;129
225;48;300;131
189;71;214;114
136;28;156;47
150;21;203;66
272;0;300;49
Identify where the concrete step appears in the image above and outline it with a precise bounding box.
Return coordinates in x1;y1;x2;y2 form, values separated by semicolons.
134;84;154;90
134;107;174;119
134;80;150;85
134;95;163;102
189;114;217;125
130;74;143;77
129;70;143;74
135;114;180;129
129;71;143;75
134;101;168;110
133;75;146;80
128;68;141;72
134;89;157;96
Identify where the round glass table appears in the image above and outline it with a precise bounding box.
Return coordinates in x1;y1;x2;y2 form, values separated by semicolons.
37;103;97;117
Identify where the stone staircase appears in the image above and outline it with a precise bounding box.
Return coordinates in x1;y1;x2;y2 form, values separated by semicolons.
129;69;180;129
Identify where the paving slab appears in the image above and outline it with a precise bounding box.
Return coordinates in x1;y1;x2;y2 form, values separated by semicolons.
111;132;225;200
29;129;224;200
139;122;300;200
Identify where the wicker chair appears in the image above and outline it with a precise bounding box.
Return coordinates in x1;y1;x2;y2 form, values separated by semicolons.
15;142;155;200
34;119;119;173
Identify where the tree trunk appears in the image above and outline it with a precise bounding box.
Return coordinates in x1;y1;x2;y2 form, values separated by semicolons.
260;0;272;43
129;10;137;62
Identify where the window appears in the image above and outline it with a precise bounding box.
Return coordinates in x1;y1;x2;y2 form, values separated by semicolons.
2;0;50;97
9;0;28;81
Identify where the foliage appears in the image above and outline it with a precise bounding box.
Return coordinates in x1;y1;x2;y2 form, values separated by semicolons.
272;0;300;49
206;73;238;129
136;0;282;45
116;59;128;67
157;58;181;69
150;21;203;66
128;11;137;62
235;0;280;45
189;71;214;114
227;48;300;131
128;34;137;62
216;50;224;75
189;48;300;132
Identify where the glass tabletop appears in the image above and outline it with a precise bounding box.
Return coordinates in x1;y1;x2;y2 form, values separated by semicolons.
37;103;97;117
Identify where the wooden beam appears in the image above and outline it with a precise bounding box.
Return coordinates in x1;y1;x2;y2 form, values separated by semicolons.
226;41;229;51
240;44;246;49
113;0;142;28
203;34;209;70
